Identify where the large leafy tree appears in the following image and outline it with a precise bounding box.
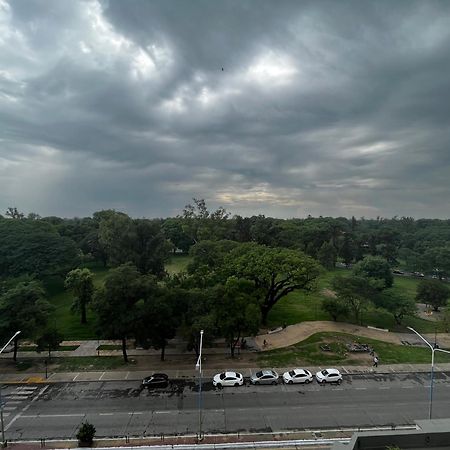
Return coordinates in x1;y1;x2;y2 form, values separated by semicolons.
0;218;79;278
0;281;52;361
331;275;375;324
416;279;450;312
98;211;171;276
65;268;95;324
375;289;416;325
93;263;153;362
135;289;179;361
352;256;393;289
213;278;261;357
224;243;321;324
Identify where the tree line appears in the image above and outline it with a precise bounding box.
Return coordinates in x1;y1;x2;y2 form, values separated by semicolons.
2;202;450;361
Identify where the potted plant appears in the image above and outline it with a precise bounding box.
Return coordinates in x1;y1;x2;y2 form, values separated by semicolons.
76;421;96;447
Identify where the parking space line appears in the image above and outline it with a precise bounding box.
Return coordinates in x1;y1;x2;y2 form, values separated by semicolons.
355;387;367;390
99;413;113;416
125;371;130;380
99;372;106;381
72;373;80;381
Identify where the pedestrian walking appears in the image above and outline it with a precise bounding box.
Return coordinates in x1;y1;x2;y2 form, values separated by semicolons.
373;355;379;367
263;339;267;348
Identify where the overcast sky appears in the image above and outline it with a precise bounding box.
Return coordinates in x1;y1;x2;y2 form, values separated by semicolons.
1;0;450;219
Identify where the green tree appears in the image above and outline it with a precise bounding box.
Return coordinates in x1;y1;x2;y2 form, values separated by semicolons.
331;275;375;324
376;289;416;325
0;281;52;361
321;297;349;322
416;279;450;312
65;268;94;324
36;327;64;359
213;278;261;357
317;241;337;270
224;243;321;324
135;289;179;361
0;218;79;278
352;256;393;289
93;264;152;362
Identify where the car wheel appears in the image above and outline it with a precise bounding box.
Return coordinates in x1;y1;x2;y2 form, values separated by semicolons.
288;380;293;384
305;379;311;384
255;381;260;385
320;379;325;384
216;383;222;388
337;379;342;385
234;383;239;387
272;380;278;385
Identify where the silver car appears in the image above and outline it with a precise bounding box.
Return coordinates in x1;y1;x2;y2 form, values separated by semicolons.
250;369;279;385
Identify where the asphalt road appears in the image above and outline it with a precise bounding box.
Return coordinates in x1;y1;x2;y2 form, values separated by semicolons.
3;372;450;440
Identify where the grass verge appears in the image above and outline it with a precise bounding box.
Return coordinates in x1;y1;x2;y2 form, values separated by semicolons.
53;356;134;371
258;332;450;367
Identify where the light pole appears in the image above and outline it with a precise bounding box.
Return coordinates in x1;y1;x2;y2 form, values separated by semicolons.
1;331;21;447
407;326;450;420
195;330;204;441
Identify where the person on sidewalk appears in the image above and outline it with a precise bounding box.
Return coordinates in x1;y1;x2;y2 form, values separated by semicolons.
373;355;379;367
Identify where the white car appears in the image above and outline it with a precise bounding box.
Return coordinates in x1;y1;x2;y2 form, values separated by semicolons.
283;368;313;384
315;368;342;384
212;371;244;388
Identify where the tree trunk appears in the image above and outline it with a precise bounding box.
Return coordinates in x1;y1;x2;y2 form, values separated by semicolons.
13;337;19;362
81;304;87;324
261;305;270;325
160;344;166;361
121;337;128;363
230;343;235;358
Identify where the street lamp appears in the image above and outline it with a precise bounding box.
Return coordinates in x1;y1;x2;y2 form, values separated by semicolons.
407;326;450;420
1;331;21;447
195;330;204;441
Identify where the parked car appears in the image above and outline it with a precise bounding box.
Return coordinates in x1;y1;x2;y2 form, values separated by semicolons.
142;373;169;388
283;368;313;384
315;368;342;384
250;370;279;385
392;269;404;275
212;371;244;388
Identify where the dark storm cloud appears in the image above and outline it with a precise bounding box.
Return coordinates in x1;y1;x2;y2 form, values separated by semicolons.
1;0;450;218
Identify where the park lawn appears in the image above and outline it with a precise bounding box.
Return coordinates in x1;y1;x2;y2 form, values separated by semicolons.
46;263;110;340
258;332;450;367
52;356;133;371
18;345;79;352
166;254;191;274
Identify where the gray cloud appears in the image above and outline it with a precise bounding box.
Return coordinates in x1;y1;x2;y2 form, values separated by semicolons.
1;0;450;219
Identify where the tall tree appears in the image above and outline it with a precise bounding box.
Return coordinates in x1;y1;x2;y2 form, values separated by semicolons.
36;327;64;359
213;278;261;357
416;280;450;312
352;256;393;289
375;289;416;325
0;281;52;361
93;264;152;362
331;275;375;324
224;243;321;324
317;241;337;270
65;268;95;324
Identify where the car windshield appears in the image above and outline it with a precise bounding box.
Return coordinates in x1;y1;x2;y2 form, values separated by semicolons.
288;370;295;376
219;373;226;380
255;371;263;378
322;370;329;375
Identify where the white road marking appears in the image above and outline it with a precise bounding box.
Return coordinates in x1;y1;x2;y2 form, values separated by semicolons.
99;372;106;380
7;396;30;401
5;385;49;431
355;387;367;390
99;413;113;416
3;406;17;411
125;371;130;380
72;373;80;381
154;411;171;414
21;414;85;418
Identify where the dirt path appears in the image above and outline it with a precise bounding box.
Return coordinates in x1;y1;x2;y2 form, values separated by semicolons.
254;321;403;350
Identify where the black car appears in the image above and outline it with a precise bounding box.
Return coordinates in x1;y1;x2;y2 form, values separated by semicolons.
142;373;169;388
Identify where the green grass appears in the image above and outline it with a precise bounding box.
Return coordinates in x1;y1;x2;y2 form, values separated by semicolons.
54;356;134;371
266;268;439;334
19;345;79;352
45;263;109;340
165;254;191;274
97;344;122;351
258;332;450;366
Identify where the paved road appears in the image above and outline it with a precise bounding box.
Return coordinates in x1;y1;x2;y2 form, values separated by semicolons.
2;372;450;441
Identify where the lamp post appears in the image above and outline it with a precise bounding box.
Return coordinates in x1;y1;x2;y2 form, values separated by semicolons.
1;331;21;447
195;330;204;441
407;326;450;420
